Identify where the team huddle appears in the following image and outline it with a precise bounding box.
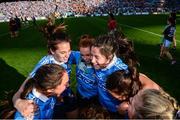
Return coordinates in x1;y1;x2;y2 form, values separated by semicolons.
11;14;179;119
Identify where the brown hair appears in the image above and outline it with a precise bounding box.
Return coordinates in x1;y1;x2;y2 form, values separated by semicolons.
108;29;139;67
46;24;71;54
115;37;139;67
21;64;66;98
79;34;94;48
106;67;142;100
168;17;175;26
92;34;117;59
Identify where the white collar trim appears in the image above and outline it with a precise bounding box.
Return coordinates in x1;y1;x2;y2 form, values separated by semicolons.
50;55;64;65
32;88;49;102
101;54;117;71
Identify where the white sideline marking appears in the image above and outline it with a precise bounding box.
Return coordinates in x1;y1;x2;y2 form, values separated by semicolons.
119;23;180;43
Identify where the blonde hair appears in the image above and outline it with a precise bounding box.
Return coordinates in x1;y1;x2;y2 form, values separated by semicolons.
134;89;179;119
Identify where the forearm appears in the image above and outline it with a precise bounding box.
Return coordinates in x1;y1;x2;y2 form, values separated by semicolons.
12;77;29;107
12;77;36;117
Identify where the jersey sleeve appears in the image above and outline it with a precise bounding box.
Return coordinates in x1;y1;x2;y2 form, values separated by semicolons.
29;56;50;78
68;51;81;65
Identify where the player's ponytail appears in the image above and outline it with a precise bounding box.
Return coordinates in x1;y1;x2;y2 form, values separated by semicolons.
115;38;139;67
47;23;71;54
106;67;142;100
20;78;35;99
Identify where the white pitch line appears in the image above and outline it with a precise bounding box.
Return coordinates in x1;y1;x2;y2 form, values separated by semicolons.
119;23;180;43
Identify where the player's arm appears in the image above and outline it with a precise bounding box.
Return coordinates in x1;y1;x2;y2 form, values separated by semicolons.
69;51;81;64
12;59;44;117
12;77;36;117
13;56;49;117
139;73;160;90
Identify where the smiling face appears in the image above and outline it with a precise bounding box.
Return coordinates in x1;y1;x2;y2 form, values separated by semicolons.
51;42;71;63
91;46;111;69
80;47;91;64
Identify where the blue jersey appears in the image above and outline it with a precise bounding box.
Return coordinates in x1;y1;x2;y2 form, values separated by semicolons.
95;55;128;112
29;55;70;78
74;52;97;98
163;25;176;42
15;88;56;119
28;51;79;98
29;51;80;80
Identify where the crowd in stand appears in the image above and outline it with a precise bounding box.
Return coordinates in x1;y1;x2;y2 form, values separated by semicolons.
0;1;57;21
0;0;173;21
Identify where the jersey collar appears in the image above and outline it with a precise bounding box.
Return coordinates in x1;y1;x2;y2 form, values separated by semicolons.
101;54;117;71
50;55;64;65
32;88;49;102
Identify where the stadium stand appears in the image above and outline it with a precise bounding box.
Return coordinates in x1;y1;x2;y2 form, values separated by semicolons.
0;0;179;22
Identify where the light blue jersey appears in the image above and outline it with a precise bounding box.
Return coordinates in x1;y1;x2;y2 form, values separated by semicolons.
75;52;98;98
29;54;71;78
67;51;98;98
29;51;81;80
95;55;128;112
28;51;79;98
15;88;56;119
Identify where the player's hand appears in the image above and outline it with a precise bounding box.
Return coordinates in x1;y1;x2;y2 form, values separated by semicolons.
15;99;37;117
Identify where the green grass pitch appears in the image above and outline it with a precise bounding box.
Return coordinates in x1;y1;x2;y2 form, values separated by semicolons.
0;14;179;102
